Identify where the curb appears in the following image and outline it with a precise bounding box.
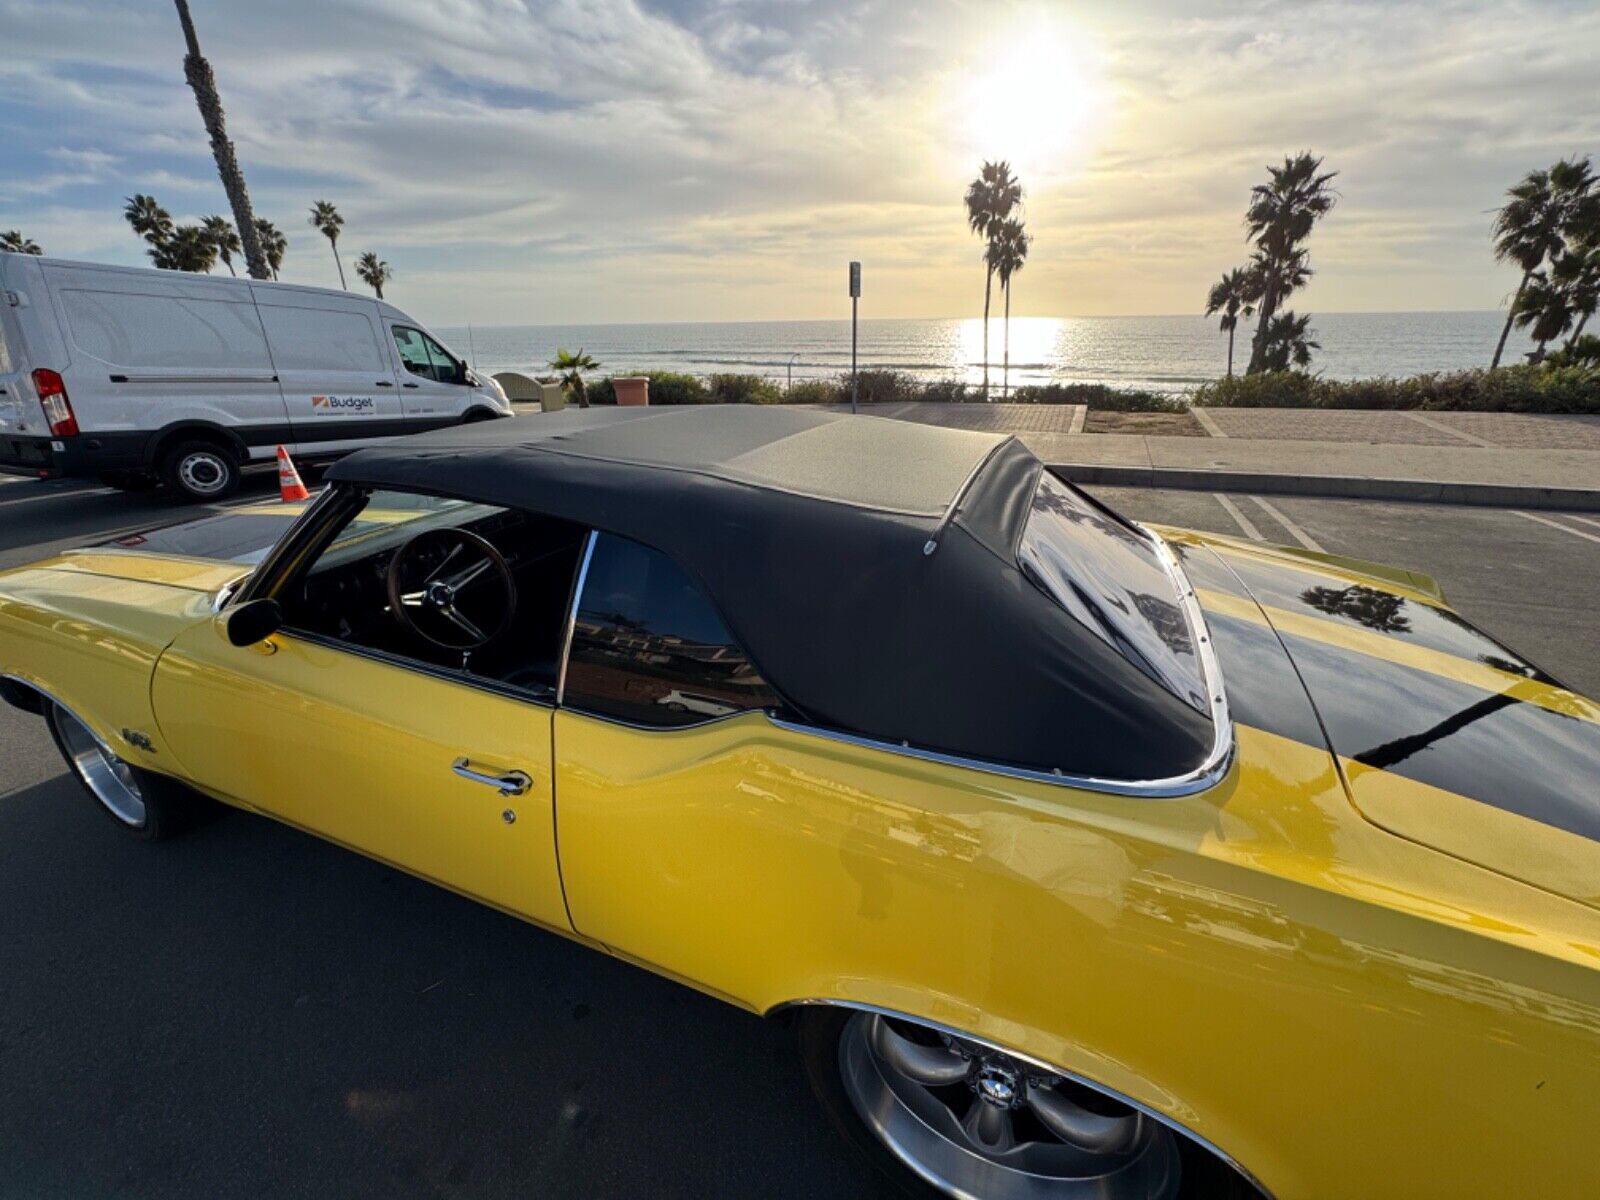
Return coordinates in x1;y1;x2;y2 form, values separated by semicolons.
1048;464;1600;512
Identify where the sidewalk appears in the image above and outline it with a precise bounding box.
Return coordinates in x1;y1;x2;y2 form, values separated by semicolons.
846;404;1600;511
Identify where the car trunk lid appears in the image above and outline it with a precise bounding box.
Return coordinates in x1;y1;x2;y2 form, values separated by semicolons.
1168;528;1600;912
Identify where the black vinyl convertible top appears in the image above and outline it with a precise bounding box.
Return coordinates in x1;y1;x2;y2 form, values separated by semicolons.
330;407;1214;781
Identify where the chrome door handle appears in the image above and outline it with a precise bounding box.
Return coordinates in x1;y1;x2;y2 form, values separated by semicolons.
451;757;532;796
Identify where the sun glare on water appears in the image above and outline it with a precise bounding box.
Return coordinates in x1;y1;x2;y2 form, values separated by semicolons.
959;21;1105;175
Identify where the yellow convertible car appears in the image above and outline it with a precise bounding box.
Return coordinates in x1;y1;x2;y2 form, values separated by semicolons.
2;407;1597;1200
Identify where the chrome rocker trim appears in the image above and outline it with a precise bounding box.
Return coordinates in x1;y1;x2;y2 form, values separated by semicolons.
770;998;1274;1200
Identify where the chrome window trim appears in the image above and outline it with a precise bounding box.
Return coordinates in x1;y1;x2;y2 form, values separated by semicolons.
768;526;1233;798
766;999;1275;1200
209;573;250;614
554;530;597;707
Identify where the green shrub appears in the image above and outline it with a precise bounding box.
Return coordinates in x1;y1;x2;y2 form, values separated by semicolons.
782;379;844;404
848;370;922;405
1190;372;1321;408
1010;382;1182;411
1192;366;1600;413
585;378;615;405
916;378;976;403
639;371;711;405
707;373;782;404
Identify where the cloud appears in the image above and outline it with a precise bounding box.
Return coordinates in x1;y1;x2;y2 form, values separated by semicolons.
0;0;1595;320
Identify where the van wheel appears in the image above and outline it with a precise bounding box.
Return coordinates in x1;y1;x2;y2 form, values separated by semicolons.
98;471;159;492
462;407;500;423
160;439;241;502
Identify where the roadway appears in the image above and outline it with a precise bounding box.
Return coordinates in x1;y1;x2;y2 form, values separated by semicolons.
1;474;1597;1197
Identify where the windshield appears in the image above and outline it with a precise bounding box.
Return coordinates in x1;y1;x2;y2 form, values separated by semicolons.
1018;473;1208;714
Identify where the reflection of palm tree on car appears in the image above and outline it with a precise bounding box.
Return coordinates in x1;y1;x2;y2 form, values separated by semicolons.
1299;585;1412;634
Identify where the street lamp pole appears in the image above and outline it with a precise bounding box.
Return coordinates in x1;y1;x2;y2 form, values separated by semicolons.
849;261;861;414
787;352;798;393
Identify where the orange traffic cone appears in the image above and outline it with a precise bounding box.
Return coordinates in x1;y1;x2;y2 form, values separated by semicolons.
276;445;310;502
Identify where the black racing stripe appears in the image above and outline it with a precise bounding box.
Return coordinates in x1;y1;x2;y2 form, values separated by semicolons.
1280;632;1600;843
1204;612;1327;749
1218;554;1561;687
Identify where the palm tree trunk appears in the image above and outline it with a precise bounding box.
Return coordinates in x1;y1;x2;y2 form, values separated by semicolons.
1002;282;1011;400
1246;285;1275;375
1226;325;1235;377
175;0;269;281
981;267;992;401
1491;271;1531;369
331;240;347;290
1567;310;1591;348
223;257;236;277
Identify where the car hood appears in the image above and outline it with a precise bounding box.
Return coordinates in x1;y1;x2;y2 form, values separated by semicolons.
1159;525;1600;912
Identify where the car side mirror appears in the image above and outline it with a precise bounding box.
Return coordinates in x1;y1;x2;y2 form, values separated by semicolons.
221;598;283;647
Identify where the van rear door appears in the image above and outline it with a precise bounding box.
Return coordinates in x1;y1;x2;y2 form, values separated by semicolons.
0;275;32;439
254;292;408;454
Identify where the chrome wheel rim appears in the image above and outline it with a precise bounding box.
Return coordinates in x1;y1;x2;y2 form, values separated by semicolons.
177;450;229;496
840;1012;1180;1199
52;704;147;827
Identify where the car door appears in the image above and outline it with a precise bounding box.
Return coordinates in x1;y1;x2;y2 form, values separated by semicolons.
550;532;798;990
255;292;407;455
389;323;471;423
151;490;576;933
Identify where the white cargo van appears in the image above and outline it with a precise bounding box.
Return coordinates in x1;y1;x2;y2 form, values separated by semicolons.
0;253;511;500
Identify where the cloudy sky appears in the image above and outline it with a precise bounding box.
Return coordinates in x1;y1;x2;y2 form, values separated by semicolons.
2;0;1596;327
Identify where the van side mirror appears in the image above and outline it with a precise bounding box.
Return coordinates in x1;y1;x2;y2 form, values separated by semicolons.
221;598;283;647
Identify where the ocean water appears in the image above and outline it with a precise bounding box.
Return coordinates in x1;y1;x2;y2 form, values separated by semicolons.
435;311;1535;396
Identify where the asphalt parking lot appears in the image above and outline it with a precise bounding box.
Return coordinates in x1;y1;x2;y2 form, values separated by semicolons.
2;474;1598;1198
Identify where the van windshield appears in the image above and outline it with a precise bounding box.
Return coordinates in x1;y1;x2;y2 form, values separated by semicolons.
1018;473;1208;714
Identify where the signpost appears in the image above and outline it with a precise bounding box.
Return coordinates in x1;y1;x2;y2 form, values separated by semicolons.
849;261;861;413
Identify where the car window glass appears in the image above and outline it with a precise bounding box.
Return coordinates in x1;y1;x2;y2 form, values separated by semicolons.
276;488;588;700
420;331;461;383
391;326;437;379
563;533;779;727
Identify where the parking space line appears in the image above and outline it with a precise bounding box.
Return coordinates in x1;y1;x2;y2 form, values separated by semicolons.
0;486;116;507
1249;496;1326;552
1401;412;1493;446
1514;511;1600;545
1214;494;1264;541
1561;513;1600;532
1191;408;1226;438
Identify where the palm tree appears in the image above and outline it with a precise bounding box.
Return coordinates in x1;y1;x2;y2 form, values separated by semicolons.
1555;244;1600;348
986;218;1030;399
1204;267;1258;377
1;231;42;254
1512;272;1574;362
309;200;346;288
1256;310;1319;371
152;223;218;273
201;215;241;276
1489;158;1596;368
124;193;175;250
173;0;268;279
355;251;392;299
549;349;599;409
1243;154;1337;374
964;161;1021;400
253;217;286;279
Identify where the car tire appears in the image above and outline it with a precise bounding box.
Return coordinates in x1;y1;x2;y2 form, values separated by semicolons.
98;470;160;492
796;1007;1260;1200
46;702;217;841
462;407;500;423
159;438;241;502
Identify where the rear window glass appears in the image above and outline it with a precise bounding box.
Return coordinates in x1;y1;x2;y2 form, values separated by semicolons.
1018;473;1208;713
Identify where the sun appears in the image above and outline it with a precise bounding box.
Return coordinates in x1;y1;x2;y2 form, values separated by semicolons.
958;22;1104;175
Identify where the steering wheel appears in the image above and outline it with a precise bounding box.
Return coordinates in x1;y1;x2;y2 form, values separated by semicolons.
386;527;517;650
